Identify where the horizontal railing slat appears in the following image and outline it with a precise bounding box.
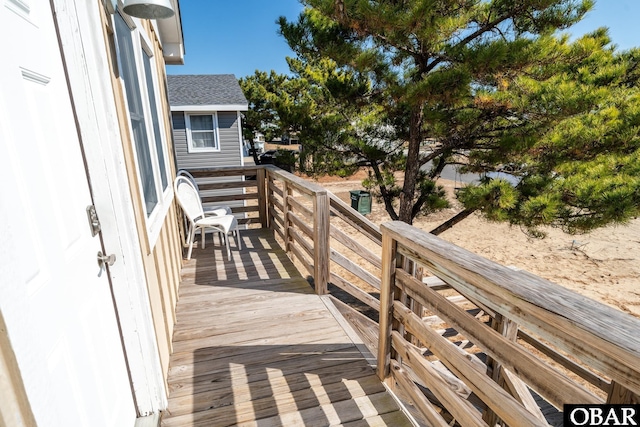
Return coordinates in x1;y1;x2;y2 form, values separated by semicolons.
189;165;260;178
391;333;488;427
287;195;313;221
517;329;610;392
201;193;257;203
396;268;600;408
330;248;381;290
329;273;380;312
393;301;550;427
290;228;314;260
290;239;313;278
267;167;325;198
329;194;381;245
270;209;284;230
271;220;285;242
287;211;313;240
330;224;381;269
268;180;284;198
269;194;284;214
197;181;257;191
222;205;259;214
389;359;452;427
236;217;251;225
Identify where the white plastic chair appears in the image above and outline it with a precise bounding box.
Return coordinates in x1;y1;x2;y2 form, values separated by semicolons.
174;176;241;260
175;169;232;248
176;169;232;215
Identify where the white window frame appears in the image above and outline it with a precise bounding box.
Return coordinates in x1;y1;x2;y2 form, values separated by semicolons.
185;112;221;153
113;11;173;249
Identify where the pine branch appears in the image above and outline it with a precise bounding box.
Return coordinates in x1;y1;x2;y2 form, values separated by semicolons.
430;208;477;236
418;147;449;167
424;14;514;74
427;155;448;180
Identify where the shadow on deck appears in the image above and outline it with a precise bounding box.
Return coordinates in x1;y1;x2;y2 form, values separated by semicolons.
161;229;414;427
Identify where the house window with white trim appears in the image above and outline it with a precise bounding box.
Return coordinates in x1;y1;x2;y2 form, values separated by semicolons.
143;49;168;190
186;113;220;152
114;11;172;245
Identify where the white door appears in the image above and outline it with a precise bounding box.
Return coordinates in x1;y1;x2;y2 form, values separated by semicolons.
0;1;136;426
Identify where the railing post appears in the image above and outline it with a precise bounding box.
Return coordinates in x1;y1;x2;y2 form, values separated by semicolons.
257;167;268;229
607;381;640;404
378;224;398;382
282;181;291;254
483;314;519;425
313;190;329;295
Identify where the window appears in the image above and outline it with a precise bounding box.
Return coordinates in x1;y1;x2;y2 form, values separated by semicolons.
143;50;168;191
186;113;220;152
114;12;172;245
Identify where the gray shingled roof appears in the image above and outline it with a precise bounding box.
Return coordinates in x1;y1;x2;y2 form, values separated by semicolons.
167;74;247;107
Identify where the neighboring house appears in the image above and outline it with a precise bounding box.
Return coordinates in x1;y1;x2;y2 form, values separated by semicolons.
244;131;265;156
1;1;185;425
282;132;300;146
168;74;248;170
168;74;249;219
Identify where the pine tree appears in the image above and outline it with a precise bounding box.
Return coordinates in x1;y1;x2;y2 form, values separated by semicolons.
248;0;640;235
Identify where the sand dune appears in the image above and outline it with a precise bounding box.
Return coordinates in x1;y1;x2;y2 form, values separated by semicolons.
318;177;640;318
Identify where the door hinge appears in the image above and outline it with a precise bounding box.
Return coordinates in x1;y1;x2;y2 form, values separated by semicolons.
86;205;101;237
97;251;116;276
97;251;116;268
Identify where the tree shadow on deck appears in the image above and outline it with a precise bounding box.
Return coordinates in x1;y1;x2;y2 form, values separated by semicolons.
162;343;409;426
186;229;383;323
187;229;307;291
177;231;563;426
169;230;412;426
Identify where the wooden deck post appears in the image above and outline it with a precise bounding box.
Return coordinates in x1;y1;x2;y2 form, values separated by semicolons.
607;381;640;404
313;190;329;295
483;314;519;425
378;224;398;381
282;181;291;254
257;167;267;229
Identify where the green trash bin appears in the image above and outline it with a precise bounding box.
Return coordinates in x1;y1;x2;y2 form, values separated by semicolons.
349;190;372;215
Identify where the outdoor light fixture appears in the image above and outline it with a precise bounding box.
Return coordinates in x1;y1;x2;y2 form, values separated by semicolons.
122;0;175;19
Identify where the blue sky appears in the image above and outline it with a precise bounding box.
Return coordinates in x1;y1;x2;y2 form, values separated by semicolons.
167;0;640;79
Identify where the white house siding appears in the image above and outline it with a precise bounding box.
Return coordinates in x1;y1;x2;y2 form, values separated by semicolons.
171;111;246;216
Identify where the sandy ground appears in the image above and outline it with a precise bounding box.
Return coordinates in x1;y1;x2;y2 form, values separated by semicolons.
314;175;640;318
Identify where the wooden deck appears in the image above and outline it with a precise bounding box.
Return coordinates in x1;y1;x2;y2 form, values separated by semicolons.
161;229;414;427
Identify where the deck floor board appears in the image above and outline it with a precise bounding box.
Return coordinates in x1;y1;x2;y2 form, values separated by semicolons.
161;229;414;427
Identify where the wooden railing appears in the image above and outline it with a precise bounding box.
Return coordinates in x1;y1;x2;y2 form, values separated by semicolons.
379;221;640;426
326;193;383;311
189;165;266;228
183;165;640;426
265;166;330;294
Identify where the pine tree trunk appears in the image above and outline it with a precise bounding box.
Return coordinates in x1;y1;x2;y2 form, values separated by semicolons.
245;127;261;165
249;140;260;165
399;106;424;224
